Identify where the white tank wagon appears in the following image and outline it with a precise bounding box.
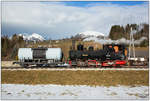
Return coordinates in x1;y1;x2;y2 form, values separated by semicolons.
14;47;64;67
46;48;62;60
18;48;33;60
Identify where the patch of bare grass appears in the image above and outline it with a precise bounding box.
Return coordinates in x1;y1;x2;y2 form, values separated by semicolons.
1;61;20;67
135;47;148;51
2;70;149;86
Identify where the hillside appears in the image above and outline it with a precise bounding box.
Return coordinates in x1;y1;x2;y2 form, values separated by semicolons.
71;31;105;41
1;35;102;61
1;24;149;60
18;33;45;41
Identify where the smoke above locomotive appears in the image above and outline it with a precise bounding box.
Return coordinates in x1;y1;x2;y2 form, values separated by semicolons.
83;36;147;45
78;31;147;45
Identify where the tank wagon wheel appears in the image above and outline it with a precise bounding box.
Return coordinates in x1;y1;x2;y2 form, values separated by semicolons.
36;64;43;67
21;64;29;68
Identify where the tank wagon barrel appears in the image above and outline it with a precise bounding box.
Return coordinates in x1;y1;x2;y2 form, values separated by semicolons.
15;47;64;67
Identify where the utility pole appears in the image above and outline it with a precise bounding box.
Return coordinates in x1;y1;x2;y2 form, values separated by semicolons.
128;27;136;59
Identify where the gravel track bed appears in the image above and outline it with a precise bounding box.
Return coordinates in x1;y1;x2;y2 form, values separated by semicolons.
2;66;149;71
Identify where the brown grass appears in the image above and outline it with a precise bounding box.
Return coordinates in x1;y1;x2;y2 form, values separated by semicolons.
134;47;149;51
2;70;149;86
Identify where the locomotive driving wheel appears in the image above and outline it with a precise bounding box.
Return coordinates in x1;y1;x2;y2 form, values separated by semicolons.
77;61;87;67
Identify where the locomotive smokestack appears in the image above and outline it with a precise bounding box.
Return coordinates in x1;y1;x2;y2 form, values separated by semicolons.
72;40;75;50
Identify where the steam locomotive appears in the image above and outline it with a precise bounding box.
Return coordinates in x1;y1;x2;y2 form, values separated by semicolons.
69;44;127;67
14;43;127;67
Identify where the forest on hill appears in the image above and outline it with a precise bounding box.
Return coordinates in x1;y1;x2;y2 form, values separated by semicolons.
109;24;149;46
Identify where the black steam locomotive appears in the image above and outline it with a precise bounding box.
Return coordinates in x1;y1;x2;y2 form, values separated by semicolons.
69;44;127;67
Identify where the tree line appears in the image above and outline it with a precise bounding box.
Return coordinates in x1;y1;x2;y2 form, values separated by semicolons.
109;23;149;47
2;34;25;60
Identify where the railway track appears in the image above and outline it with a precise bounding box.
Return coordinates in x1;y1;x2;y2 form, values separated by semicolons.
2;66;149;71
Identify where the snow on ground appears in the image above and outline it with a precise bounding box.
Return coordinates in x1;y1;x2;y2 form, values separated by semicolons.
78;31;105;37
1;84;148;100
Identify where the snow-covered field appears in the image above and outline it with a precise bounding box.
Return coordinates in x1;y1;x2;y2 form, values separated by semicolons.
1;84;149;100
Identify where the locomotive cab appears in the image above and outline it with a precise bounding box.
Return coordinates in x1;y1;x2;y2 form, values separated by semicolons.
101;44;127;67
103;44;127;60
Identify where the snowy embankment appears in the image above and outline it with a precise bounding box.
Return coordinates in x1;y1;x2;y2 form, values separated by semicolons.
2;84;148;100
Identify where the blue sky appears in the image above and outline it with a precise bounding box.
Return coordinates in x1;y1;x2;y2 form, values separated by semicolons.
41;1;147;7
62;1;147;7
2;1;149;39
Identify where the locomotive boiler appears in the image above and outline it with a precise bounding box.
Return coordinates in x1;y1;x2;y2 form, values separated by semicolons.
69;44;106;61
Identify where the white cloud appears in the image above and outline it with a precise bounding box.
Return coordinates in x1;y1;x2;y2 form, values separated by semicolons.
2;2;149;39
